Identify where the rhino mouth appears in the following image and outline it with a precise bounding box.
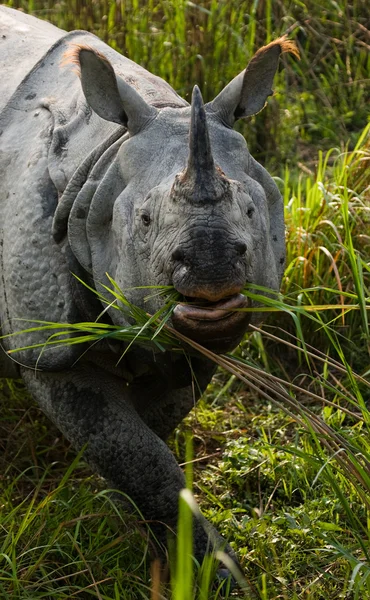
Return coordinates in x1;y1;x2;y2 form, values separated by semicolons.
172;293;250;353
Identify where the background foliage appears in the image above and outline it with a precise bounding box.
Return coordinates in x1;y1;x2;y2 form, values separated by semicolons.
5;0;370;167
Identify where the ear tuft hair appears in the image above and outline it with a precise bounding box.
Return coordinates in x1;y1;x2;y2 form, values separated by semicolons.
61;44;112;76
251;35;300;64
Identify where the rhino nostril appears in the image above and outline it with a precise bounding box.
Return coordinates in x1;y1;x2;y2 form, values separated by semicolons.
235;241;247;256
172;247;184;262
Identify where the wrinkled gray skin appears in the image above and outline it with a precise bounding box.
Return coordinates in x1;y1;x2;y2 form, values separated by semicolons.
0;6;287;572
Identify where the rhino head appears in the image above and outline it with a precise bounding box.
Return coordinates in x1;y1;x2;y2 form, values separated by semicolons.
58;39;297;353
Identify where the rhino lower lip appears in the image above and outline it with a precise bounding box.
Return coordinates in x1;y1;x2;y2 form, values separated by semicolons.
175;293;249;321
171;293;250;352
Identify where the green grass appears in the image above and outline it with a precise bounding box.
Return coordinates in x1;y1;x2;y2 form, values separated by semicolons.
1;1;370;598
4;0;370;170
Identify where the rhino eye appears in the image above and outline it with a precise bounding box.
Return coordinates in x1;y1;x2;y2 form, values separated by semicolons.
247;206;255;218
141;212;151;227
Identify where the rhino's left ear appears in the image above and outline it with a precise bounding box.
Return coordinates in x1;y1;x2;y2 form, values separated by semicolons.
207;36;299;127
64;45;157;134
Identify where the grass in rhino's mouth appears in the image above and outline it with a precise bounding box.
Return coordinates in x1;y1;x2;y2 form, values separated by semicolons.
183;296;216;306
179;293;269;313
1;273;366;358
181;295;241;310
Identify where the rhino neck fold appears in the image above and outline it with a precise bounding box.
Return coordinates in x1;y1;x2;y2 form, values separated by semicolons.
52;128;127;244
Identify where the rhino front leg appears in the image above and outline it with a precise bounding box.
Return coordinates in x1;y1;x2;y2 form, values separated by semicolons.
20;363;227;563
130;355;217;441
132;385;200;441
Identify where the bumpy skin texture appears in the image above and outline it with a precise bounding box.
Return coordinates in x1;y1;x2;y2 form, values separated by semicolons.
0;6;291;569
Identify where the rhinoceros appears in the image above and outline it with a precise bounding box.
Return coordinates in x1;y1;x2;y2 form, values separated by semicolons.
0;5;296;574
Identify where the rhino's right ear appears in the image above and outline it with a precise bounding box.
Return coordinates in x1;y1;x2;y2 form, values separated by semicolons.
64;45;157;134
207;36;299;127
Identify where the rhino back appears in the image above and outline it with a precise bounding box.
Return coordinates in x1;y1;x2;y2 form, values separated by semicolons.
0;6;65;112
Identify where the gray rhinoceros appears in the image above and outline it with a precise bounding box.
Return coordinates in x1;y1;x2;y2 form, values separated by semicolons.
0;5;296;572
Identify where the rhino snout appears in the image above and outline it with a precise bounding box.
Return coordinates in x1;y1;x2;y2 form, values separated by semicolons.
171;239;247;264
168;234;249;352
170;234;248;302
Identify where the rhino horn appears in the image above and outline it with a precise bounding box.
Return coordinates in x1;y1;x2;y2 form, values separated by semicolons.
178;85;228;204
187;85;215;176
